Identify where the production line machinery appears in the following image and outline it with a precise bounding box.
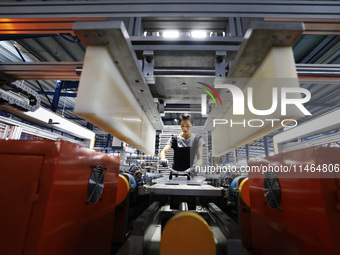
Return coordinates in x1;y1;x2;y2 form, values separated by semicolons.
1;139;340;255
0;138;242;255
116;146;340;255
0;140;120;255
117;201;242;255
0;18;339;255
115;167;250;255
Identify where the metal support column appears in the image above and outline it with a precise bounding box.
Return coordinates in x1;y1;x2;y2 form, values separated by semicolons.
228;17;236;37
235;17;243;36
228;17;243;37
133;17;143;36
143;51;155;84
234;149;238;162
127;17;135;35
214;51;226;84
245;144;250;159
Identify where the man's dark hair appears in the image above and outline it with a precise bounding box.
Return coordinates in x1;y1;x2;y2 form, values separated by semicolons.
179;114;193;124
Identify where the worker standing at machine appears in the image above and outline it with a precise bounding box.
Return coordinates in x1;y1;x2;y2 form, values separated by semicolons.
159;114;205;173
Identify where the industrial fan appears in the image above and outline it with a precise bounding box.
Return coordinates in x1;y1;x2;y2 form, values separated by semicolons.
263;172;282;211
86;165;105;204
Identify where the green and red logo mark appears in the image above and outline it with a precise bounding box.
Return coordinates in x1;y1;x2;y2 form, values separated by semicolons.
196;82;222;115
196;82;222;106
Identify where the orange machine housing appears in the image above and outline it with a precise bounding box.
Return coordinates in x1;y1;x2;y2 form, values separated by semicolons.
248;146;340;255
0;140;119;255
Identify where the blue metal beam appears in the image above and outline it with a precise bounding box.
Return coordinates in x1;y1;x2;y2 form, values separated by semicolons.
61;81;79;89
38;92;77;97
87;122;93;130
263;136;269;156
305;102;337;107
106;134;112;153
51;81;62;112
36;80;53;106
66;117;84;120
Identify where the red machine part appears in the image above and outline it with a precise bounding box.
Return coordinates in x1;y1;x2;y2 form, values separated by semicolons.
247;146;340;255
0;140;119;255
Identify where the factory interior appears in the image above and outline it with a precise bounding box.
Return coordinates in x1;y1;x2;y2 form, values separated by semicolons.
1;1;340;255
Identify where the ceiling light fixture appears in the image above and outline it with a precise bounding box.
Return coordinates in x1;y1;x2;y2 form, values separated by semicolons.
191;30;207;38
163;30;180;38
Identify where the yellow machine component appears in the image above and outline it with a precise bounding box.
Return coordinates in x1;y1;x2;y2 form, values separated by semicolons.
239;178;250;207
160;211;216;255
115;174;129;205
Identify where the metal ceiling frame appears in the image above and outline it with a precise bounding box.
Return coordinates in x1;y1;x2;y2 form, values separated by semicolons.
0;1;340;19
0;18;164;130
265;17;340;35
1;62;340;82
0;62;82;80
0;1;340;156
0;17;108;35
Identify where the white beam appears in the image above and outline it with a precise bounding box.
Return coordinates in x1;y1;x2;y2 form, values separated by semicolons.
22;108;95;148
273;108;340;153
0;115;93;147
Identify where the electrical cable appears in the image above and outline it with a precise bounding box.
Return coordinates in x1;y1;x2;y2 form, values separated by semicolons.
57;33;80;44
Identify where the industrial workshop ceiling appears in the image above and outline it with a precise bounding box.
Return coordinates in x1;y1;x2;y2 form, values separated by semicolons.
0;1;340;140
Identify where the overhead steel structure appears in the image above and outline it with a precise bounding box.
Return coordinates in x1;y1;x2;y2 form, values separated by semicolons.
0;1;340;19
0;0;339;155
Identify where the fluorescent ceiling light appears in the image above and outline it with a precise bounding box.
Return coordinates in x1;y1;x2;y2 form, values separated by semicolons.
191;30;207;38
163;30;179;38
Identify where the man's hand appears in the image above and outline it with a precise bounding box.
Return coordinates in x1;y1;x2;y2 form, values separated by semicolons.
159;159;168;167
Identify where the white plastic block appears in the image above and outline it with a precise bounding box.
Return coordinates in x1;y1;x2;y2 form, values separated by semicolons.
212;47;305;156
74;46;155;155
